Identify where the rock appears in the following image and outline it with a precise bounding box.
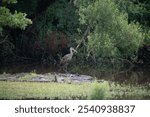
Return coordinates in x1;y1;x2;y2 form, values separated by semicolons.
0;72;93;83
55;73;93;83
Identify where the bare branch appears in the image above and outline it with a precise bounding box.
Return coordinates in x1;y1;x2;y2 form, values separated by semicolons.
76;25;90;50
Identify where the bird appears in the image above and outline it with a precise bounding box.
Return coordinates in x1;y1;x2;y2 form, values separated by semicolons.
59;47;77;73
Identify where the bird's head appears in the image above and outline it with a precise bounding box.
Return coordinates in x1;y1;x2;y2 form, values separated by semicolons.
70;47;77;53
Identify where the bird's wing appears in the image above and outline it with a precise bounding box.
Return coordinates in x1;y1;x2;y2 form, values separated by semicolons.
60;54;72;64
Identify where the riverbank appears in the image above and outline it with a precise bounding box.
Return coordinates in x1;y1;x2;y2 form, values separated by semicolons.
0;64;150;100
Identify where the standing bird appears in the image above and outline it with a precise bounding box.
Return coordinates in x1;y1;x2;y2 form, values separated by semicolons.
59;47;77;72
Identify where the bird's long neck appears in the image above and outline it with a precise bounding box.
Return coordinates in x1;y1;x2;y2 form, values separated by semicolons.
70;49;73;55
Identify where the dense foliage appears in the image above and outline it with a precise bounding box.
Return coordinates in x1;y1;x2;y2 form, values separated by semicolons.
0;0;32;35
78;0;144;62
0;0;32;63
0;0;149;66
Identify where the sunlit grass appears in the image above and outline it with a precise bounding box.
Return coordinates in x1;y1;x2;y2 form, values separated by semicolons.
0;81;149;100
0;81;109;100
0;81;85;99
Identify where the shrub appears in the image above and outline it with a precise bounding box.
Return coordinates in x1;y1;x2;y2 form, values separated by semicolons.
88;81;110;100
78;0;144;62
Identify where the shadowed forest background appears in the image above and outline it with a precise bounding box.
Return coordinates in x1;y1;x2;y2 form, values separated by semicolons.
0;0;149;68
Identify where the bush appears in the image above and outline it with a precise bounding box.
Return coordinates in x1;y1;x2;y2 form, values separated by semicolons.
78;0;144;62
0;0;32;63
88;81;110;100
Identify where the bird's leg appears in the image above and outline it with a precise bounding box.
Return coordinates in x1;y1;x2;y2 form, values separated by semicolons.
62;65;65;72
63;64;69;74
65;65;68;73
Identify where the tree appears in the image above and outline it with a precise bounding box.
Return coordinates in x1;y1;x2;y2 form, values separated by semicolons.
0;0;32;62
78;0;144;63
114;0;150;45
0;0;32;36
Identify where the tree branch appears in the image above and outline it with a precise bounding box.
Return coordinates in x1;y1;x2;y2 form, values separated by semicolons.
76;25;90;50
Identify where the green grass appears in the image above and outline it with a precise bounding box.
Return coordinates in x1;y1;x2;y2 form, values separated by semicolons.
0;81;109;100
0;81;149;100
110;83;150;99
